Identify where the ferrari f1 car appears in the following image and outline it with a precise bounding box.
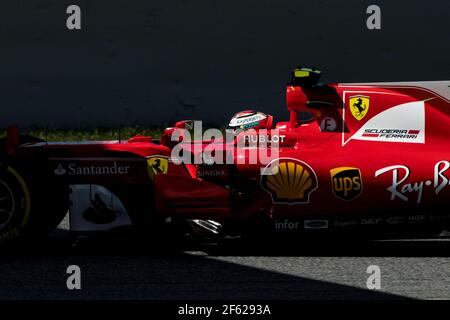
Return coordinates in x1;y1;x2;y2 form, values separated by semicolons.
1;67;450;245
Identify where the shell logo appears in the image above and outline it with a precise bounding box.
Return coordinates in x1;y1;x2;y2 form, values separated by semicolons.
261;158;318;204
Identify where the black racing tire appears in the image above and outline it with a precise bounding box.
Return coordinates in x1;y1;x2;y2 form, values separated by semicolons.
0;165;32;244
0;135;68;246
0;163;69;246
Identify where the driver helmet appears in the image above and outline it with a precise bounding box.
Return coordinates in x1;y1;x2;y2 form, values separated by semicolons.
228;110;273;132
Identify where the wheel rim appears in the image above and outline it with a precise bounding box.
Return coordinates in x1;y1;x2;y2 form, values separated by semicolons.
0;179;15;230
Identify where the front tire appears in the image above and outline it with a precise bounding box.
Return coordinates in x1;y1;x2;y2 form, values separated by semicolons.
0;165;31;244
0;135;69;246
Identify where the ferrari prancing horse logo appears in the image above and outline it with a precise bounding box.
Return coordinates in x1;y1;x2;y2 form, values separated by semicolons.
146;156;168;180
349;95;370;121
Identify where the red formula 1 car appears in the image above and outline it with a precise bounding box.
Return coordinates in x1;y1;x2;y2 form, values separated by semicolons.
1;68;450;245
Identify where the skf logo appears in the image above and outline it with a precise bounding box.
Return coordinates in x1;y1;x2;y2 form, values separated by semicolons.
349;95;370;121
330;167;363;201
261;158;318;204
146;156;168;180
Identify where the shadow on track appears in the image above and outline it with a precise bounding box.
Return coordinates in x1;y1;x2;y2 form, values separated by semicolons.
0;234;407;300
204;235;450;258
2;227;450;257
0;228;446;299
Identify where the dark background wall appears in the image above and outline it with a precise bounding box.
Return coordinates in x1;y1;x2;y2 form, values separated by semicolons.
0;0;449;128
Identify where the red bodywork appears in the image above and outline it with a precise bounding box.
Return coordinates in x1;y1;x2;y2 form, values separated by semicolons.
5;79;450;234
155;80;450;230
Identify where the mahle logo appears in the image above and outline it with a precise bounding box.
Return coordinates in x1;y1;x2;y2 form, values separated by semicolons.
330;167;363;201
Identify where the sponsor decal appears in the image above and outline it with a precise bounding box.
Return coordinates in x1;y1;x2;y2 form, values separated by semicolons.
228;112;266;128
261;158;318;205
54;162;130;176
278;215;431;230
361;217;383;225
274;219;301;231
304;219;329;229
386;216;405;225
361;129;421;140
343;97;426;145
375;160;450;204
407;215;426;224
429;214;450;221
243;135;286;144
334;215;429;227
320;117;337;132
330;167;363;201
349;95;370;121
146;156;168;179
334;220;358;227
197;168;226;177
54;164;67;176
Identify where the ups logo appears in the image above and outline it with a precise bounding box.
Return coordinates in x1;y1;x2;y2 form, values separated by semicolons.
330;167;363;201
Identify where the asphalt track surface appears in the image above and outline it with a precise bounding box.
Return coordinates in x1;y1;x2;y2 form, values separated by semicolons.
0;214;450;300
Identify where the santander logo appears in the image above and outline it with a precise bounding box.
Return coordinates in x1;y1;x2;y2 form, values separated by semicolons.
54;164;67;175
53;162;130;176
